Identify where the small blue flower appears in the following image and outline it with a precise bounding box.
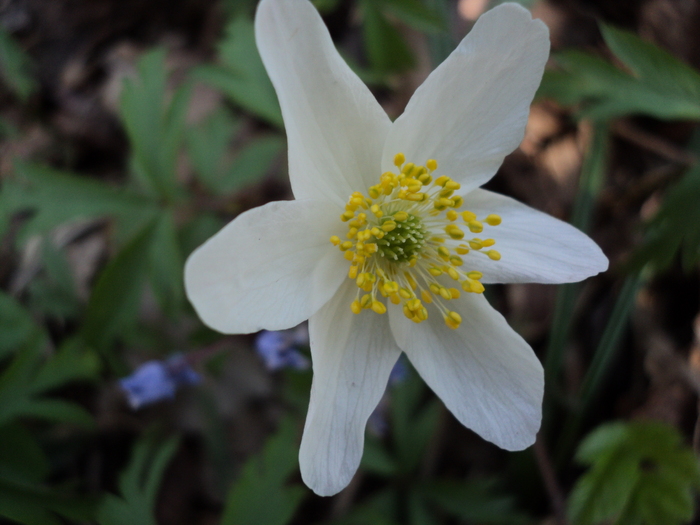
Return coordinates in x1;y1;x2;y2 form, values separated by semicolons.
119;355;200;409
255;325;310;371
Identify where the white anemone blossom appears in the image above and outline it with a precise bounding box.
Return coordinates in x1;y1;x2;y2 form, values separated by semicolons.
185;0;608;496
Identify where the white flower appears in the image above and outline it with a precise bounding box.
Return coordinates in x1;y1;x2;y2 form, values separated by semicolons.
185;0;608;496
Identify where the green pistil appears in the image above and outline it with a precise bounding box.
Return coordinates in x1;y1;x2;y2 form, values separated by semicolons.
376;213;426;263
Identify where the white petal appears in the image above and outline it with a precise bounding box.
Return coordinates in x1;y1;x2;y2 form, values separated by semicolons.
184;199;346;334
382;4;549;193
255;0;391;206
389;292;543;451
300;281;401;496
462;189;608;284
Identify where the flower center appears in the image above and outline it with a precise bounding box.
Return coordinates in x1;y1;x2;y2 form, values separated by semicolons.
330;153;502;330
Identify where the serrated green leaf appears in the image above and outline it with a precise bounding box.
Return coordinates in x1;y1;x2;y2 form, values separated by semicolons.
538;25;700;121
220;135;284;193
0;28;36;100
361;0;415;74
0;291;44;360
380;0;446;34
6;161;158;245
221;417;305;525
630;162;700;272
421;479;531;524
96;430;180;525
120;49;191;199
0;336;97;426
568;420;700;525
147;210;184;317
187;110;241;191
194;17;282;127
81;220;157;352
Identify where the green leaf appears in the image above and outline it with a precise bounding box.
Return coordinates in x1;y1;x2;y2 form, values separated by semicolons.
6;161;158;245
147;210;184;317
630;161;700;272
0;27;36;100
221;417;305;525
0;291;43;360
361;0;415;74
96;430;180;525
568;420;700;525
194;17;282;127
0;477;95;525
538;25;700;121
81;220;157;352
361;435;398;476
421;479;531;524
187;109;284;195
0;336;98;426
187;110;241;192
0;423;49;484
379;0;446;34
27;240;81;320
120;49;191;199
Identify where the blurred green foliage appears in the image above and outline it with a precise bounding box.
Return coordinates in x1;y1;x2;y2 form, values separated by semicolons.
2;1;700;525
568;421;700;525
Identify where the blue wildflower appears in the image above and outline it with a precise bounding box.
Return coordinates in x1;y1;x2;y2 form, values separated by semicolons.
255;325;310;371
119;355;200;409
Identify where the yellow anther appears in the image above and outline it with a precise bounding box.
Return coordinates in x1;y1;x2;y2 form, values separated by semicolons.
341;211;354;221
360;294;373;309
421;290;433;304
370;204;383;217
394;153;406;167
356;273;366;287
429;283;441;294
370;227;382;237
340;241;353;251
426;159;438;171
467;220;483;233
347;227;358;239
429;267;443;277
384;280;399;294
418;173;432;185
439;189;454;199
365;243;378;253
463;279;485;294
417;307;428;321
447;267;460;281
438;197;454;208
449;255;463;266
456;245;470;255
403;304;413;319
382;221;397;232
390;294;401;305
487;250;501;261
348;266;358;279
437;246;451;259
451;196;463;208
482;239;495;247
445;224;465;240
467;271;483;280
358;212;367;223
469;239;483;250
446;210;458;221
407;298;422;311
431;236;445;243
445;311;462;329
462;211;476;222
439;287;452;300
445;181;461;190
406;192;426;202
449;288;461;299
399;287;413;299
351;300;362;314
404;272;418;289
485;214;502;226
330;235;341;245
371;301;387;314
434;175;449;187
401;162;415;174
368;187;380;199
393;211;409;222
344;251;354;261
